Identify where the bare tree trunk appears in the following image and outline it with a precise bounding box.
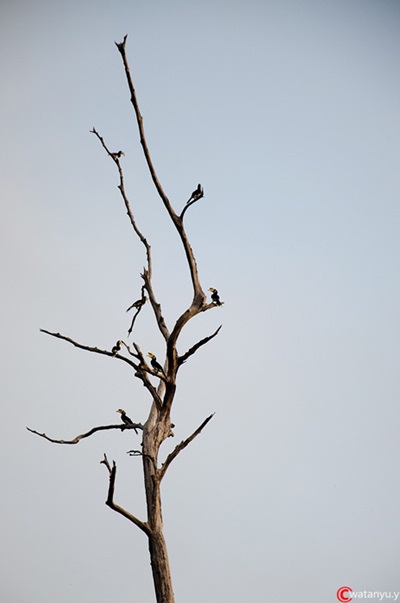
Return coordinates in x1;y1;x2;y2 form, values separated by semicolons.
142;404;175;603
148;526;174;603
28;35;222;603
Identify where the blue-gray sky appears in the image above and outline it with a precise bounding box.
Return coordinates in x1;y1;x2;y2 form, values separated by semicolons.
1;1;400;601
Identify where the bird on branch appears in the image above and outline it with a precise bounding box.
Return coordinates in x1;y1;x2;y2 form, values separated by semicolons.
110;151;125;161
186;183;204;204
116;408;134;426
110;150;125;160
126;296;148;313
208;287;223;306
147;352;166;377
111;340;122;355
116;409;138;433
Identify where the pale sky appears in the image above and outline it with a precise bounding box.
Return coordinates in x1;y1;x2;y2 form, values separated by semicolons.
1;1;400;601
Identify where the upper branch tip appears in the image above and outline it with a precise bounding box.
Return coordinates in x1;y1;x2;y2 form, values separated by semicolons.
115;34;128;50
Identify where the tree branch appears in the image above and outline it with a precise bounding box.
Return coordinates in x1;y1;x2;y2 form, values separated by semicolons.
178;325;222;365
91;127;170;342
115;36;207;310
40;330;166;409
27;423;143;445
126;449;159;471
127;289;147;336
39;329;140;370
90;127;151;262
101;454;151;536
179;192;204;221
158;414;215;481
141;268;170;342
39;329;165;413
115;37;173;219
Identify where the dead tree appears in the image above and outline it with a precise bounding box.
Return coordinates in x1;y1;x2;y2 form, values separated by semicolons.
28;36;223;603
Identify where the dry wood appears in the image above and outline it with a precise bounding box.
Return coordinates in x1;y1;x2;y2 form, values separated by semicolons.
27;422;142;444
29;36;222;603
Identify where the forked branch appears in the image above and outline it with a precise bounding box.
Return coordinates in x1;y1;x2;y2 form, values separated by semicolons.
101;454;151;536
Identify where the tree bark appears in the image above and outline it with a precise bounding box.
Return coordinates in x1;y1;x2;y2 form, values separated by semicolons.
148;529;174;603
142;402;175;603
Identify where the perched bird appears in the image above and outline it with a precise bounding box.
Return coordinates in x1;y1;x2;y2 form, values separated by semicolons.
186;183;204;204
147;352;166;376
116;409;137;433
116;408;134;426
126;296;148;313
208;287;222;305
111;340;122;355
110;150;125;160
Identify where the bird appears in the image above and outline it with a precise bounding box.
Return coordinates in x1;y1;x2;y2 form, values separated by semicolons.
147;352;166;377
186;183;204;204
110;150;125;160
111;340;122;355
208;287;222;305
116;408;135;426
116;408;138;433
126;296;148;313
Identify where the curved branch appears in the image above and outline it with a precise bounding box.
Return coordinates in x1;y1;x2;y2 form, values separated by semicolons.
101;455;151;536
90;127;151;262
178;325;222;365
27;423;143;445
158;413;215;481
179;192;204;221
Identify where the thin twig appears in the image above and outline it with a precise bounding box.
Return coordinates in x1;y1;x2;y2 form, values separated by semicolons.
126;450;158;469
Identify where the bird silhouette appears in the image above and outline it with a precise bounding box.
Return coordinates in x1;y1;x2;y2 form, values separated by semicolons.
186;183;204;204
208;288;223;306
